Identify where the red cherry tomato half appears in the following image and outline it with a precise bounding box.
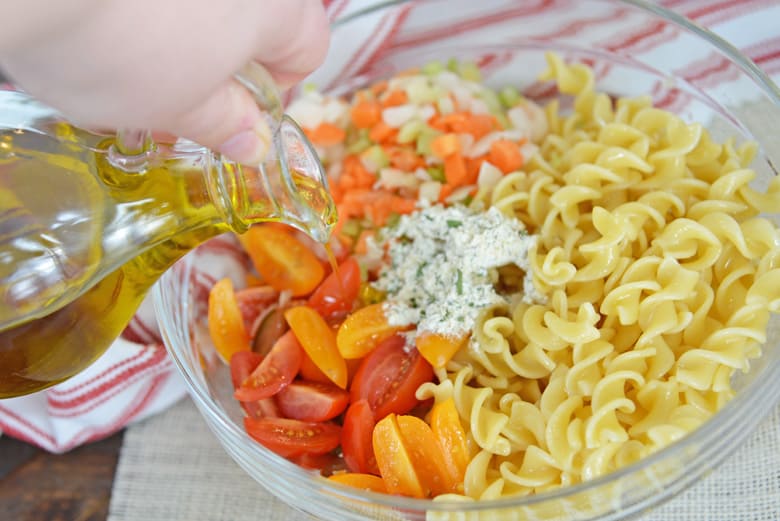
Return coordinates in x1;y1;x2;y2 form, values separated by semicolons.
307;256;362;319
341;399;379;475
275;381;350;422
234;285;279;334
230;351;280;418
244;417;341;458
350;334;434;420
234;331;302;402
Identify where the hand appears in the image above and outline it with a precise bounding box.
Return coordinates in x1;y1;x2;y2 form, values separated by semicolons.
0;0;330;164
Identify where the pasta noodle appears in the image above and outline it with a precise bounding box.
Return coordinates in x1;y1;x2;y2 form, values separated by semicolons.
421;52;780;499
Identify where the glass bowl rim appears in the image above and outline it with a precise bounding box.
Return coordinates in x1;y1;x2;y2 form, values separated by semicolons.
156;0;780;513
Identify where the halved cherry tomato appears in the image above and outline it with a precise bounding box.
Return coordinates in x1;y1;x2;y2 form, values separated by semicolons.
234;331;302;402
415;332;468;369
275;381;350;422
299;350;334;384
350;334;434;420
285;306;348;389
396;415;455;496
328;473;387;493
430;398;470;490
230;351;280;418
373;414;425;497
235;285;279;334
308;256;362;319
341;399;379;475
241;225;325;296
244;417;341;458
336;303;408;359
208;278;250;362
291;452;344;474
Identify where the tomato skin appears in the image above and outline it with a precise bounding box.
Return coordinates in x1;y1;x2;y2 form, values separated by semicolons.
244;417;341;458
234;331;302;402
275;381;350;422
285;306;348;389
415;332;467;369
241;225;325;296
350;334;434;420
208;278;250;362
341;399;379;475
230;352;281;418
307;256;362;319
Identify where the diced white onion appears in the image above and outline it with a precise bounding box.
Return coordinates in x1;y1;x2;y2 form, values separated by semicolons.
287;97;325;130
508;100;548;143
418;181;442;202
382;104;418;128
445;185;476;204
477;161;503;190
376;167;420;189
467;129;527;158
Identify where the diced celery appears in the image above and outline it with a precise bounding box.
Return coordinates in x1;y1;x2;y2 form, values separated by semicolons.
346;129;371;154
385;212;402;228
416;130;441;157
459;62;482;82
436;96;455;115
397;120;426;144
477;89;502;114
499;85;521;108
446;58;460;73
407;79;440;105
302;82;319;94
360;145;390;171
422;60;445;76
426;165;446;183
341;218;363;240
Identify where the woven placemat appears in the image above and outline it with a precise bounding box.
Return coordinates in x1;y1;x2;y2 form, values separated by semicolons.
108;396;780;521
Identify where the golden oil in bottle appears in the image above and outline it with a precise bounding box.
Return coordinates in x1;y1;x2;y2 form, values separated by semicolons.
0;121;335;397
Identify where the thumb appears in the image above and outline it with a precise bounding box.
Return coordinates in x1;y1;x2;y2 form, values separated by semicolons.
165;79;272;165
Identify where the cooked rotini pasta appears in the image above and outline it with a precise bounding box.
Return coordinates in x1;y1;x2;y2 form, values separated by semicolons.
419;52;780;500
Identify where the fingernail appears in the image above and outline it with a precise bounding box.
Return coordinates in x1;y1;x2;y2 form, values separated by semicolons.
218;120;272;165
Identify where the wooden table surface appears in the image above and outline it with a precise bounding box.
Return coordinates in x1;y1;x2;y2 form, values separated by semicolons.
0;431;124;521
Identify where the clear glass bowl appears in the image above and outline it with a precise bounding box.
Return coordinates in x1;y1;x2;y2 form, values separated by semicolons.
154;1;780;520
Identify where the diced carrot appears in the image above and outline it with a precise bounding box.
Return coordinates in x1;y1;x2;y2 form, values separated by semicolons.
430;133;461;159
385;145;424;171
327;174;344;204
371;80;388;97
488;139;524;173
382;89;409;107
465;156;484;185
351;100;382;129
305;122;346;146
341;155;376;190
368;121;398;144
443;153;468;186
438;183;456;202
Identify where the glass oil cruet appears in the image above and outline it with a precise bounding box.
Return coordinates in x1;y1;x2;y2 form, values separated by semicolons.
0;63;337;398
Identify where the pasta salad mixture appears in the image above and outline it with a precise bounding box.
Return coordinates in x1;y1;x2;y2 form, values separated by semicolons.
206;53;780;500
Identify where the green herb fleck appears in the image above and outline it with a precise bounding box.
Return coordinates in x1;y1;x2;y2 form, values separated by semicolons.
446;219;462;228
456;269;463;295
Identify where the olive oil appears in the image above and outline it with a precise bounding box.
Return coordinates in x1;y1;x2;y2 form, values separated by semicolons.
0;122;335;397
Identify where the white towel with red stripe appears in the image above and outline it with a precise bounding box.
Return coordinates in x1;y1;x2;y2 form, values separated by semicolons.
1;0;779;453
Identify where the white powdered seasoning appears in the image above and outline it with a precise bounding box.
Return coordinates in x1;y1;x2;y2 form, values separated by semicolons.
373;204;541;340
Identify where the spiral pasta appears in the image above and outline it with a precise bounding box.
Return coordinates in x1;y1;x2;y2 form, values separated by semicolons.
422;52;780;499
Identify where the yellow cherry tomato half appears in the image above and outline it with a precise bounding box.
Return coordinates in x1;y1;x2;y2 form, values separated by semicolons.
430;398;470;492
336;303;408;359
208;277;250;362
284;305;348;389
372;414;425;498
241;225;325;296
415;332;468;369
328;473;387;493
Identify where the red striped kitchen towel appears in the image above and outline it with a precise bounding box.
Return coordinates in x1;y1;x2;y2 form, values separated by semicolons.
1;0;778;453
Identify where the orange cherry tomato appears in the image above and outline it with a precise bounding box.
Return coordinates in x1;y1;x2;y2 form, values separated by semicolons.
350;334;434;420
275;381;350;422
415;332;468;369
328;473;387;493
208;278;250;362
336;303;408;359
244;417;341;458
284;305;348;389
308;256;362;320
229;351;280;419
430;398;470;490
396;415;456;496
241;225;325;296
234;330;302;402
373;414;425;497
299;349;334;384
341;399;379;475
